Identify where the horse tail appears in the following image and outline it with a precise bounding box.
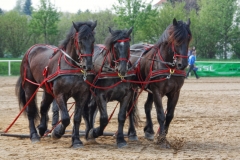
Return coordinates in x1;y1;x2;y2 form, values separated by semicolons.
15;77;27;116
15;69;39;120
130;91;141;128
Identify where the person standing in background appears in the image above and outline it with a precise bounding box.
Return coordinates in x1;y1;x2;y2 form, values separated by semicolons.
186;48;199;79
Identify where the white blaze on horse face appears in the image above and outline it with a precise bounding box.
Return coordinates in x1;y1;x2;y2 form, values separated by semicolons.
120;42;125;46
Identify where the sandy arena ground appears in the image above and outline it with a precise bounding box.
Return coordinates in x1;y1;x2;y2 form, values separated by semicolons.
0;76;239;159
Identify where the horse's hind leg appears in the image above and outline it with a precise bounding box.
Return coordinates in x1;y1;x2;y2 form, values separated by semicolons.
127;92;138;141
24;86;40;143
37;91;53;136
144;93;155;140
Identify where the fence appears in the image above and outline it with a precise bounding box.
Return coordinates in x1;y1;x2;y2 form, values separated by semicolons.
195;61;240;77
0;60;240;77
0;60;22;76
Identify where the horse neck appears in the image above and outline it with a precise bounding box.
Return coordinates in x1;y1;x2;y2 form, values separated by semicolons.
65;41;78;61
155;43;174;68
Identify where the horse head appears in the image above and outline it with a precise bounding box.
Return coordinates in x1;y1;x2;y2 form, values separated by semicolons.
168;18;191;70
107;27;133;76
72;20;97;71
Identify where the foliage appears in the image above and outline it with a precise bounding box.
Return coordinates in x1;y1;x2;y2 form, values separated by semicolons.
0;11;31;57
14;0;25;13
113;0;158;44
29;0;60;44
0;0;239;60
194;0;240;59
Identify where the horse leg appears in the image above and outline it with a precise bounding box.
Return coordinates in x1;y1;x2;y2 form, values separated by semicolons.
82;94;95;141
127;92;138;141
153;90;170;148
70;95;85;148
37;92;53;136
88;94;108;139
51;99;59;127
51;95;70;140
23;85;40;143
87;96;98;141
117;92;133;148
165;91;180;135
144;93;155;140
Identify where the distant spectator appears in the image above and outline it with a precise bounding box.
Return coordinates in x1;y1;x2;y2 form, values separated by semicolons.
186;49;199;79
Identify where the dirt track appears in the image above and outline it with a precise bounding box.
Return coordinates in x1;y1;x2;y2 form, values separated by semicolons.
0;76;240;159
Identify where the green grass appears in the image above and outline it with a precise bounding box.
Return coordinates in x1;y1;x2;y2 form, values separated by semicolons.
0;60;21;75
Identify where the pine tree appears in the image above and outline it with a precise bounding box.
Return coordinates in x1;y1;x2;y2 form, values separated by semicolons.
23;0;32;16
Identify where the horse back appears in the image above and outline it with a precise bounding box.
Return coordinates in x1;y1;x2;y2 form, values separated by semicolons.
22;45;58;83
93;44;108;73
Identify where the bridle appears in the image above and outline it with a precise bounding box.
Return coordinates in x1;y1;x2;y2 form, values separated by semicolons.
74;32;94;63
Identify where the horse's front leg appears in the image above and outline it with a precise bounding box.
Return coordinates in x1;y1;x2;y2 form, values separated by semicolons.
88;93;108;139
37;91;53;136
165;91;180;135
51;95;70;140
144;93;155;140
87;96;98;140
117;91;133;148
152;90;170;148
70;94;87;148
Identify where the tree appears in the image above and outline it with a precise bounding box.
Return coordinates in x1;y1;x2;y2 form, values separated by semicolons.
14;0;25;13
29;0;59;44
195;0;239;59
23;0;32;16
0;11;31;57
0;8;3;15
113;0;157;44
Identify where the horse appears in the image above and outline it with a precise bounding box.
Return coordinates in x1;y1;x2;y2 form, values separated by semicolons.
15;20;97;148
87;27;139;148
129;18;191;148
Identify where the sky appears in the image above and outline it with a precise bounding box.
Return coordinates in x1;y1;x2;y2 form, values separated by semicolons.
0;0;160;13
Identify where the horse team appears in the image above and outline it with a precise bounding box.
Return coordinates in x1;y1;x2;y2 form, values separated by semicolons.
15;18;192;148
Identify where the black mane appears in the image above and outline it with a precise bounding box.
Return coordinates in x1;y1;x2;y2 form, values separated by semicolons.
104;29;131;50
59;21;95;49
156;20;192;46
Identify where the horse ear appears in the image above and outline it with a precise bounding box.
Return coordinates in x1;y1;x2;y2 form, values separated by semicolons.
173;18;178;26
186;18;191;27
127;27;133;37
72;21;79;32
108;27;114;34
91;20;97;30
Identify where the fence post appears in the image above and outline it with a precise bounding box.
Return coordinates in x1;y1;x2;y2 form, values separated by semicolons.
8;61;11;76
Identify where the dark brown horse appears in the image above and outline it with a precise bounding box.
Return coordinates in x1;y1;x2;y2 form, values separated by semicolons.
87;27;139;148
15;20;97;148
129;18;191;148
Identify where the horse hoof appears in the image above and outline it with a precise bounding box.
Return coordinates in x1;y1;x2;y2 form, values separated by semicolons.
144;132;154;141
88;128;94;139
72;143;84;149
156;135;171;149
31;133;40;143
51;124;63;140
128;135;138;141
37;125;47;137
117;142;127;148
86;138;97;145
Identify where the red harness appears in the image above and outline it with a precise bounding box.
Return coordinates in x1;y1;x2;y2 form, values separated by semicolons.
22;39;95;96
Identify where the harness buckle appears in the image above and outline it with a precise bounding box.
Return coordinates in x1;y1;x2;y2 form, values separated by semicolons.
167;69;175;79
118;73;124;80
81;70;87;81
